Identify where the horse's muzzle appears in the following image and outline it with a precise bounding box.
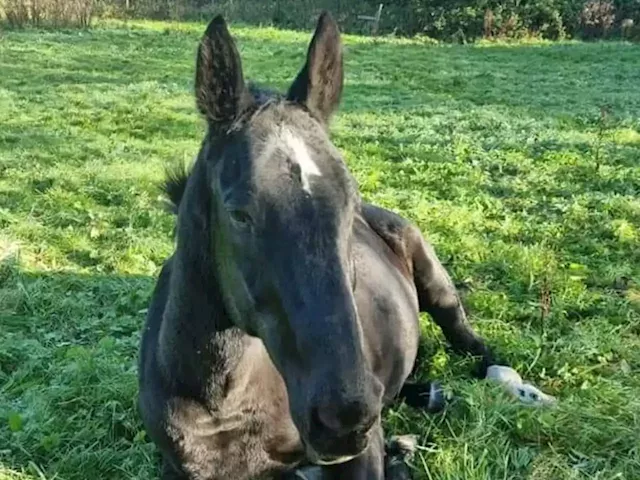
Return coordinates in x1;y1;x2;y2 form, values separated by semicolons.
304;409;374;464
311;454;358;466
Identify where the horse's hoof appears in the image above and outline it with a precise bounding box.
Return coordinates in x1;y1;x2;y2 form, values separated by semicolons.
426;381;446;413
386;434;418;460
385;435;418;480
399;381;448;412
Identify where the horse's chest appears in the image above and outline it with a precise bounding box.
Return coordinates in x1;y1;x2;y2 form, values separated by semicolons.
165;347;303;479
166;399;302;480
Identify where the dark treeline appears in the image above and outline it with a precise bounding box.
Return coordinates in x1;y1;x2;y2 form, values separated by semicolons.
2;0;639;41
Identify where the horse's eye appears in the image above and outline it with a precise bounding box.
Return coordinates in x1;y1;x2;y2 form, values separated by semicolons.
229;209;253;227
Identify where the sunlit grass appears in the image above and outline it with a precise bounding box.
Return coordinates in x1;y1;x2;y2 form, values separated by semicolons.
1;20;639;479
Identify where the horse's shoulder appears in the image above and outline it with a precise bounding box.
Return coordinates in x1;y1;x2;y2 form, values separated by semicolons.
354;206;414;281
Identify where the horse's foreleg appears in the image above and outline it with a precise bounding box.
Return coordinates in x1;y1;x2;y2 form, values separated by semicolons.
161;457;189;480
361;203;495;377
402;225;496;376
368;207;556;404
361;203;556;407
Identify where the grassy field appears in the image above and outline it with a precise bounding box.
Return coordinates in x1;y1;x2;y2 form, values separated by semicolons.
1;19;639;480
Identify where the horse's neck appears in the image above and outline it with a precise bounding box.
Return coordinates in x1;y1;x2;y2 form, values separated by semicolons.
158;249;246;400
157;175;246;400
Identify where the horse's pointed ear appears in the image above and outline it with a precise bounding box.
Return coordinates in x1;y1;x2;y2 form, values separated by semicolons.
195;15;250;131
286;11;344;125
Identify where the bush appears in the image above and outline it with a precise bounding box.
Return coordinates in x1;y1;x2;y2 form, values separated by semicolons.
407;1;566;41
2;0;639;41
2;0;95;27
579;0;616;38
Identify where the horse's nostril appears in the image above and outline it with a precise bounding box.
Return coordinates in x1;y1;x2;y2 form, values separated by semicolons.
312;405;340;433
313;400;376;435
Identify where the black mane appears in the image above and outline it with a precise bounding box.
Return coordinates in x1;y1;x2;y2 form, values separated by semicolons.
162;161;190;214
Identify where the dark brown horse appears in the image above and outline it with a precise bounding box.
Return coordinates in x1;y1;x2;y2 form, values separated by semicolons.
138;12;553;480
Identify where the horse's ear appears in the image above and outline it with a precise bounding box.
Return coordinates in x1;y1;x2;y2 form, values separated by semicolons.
286;11;344;125
195;15;250;131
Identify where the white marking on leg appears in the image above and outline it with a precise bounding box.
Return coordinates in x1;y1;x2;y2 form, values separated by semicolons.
282;129;322;194
486;365;556;406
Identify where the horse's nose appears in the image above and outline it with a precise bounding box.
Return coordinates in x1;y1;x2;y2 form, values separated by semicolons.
312;395;380;436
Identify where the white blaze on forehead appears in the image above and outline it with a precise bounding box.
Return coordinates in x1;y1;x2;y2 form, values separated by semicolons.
281;129;322;193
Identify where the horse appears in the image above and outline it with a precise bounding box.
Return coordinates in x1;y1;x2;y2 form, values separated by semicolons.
138;11;554;480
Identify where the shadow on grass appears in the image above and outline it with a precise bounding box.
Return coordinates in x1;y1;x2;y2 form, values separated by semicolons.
0;260;160;477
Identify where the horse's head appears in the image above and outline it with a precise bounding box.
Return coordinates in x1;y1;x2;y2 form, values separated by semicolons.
193;12;383;464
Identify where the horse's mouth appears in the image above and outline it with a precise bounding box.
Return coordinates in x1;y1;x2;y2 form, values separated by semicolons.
311;454;358;466
305;442;367;466
301;416;373;466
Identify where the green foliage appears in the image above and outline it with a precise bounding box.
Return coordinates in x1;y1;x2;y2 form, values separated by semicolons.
1;20;640;479
0;0;95;28
171;0;640;41
374;0;637;40
2;0;640;40
579;0;616;38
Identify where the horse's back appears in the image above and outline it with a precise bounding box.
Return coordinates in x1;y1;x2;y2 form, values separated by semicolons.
353;215;421;403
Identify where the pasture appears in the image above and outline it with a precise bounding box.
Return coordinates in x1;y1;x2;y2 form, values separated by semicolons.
1;19;639;480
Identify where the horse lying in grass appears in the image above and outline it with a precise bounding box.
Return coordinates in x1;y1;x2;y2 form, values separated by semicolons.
138;11;554;480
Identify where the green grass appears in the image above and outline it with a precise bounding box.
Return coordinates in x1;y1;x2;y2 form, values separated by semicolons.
1;19;639;480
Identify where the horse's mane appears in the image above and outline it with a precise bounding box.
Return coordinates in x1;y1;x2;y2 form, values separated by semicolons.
162;82;280;215
162;161;191;215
